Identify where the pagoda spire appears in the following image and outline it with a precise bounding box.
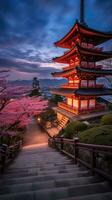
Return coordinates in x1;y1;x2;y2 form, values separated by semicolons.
80;0;85;24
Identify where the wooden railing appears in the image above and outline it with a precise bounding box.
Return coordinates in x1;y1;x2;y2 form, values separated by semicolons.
49;137;112;181
61;83;79;89
58;102;106;115
58;102;77;114
0;140;22;173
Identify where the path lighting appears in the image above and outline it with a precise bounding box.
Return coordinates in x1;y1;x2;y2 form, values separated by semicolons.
37;117;41;123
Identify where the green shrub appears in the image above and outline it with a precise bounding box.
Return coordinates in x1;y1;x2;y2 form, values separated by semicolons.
101;114;112;125
39;109;56;127
87;123;100;129
63;121;88;139
79;125;112;145
50;94;63;105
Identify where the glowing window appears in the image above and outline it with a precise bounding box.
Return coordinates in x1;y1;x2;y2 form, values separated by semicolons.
89;99;95;108
67;98;72;106
88;80;95;87
73;99;79;108
69;78;74;84
80;100;88;109
74;78;79;84
81;80;87;87
88;62;94;68
81;61;87;67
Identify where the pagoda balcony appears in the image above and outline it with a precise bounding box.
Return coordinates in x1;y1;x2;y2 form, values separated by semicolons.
81;63;103;69
80;84;104;89
61;83;79;89
81;43;103;52
61;83;104;89
79;103;106;114
58;102;78;114
58;102;106;115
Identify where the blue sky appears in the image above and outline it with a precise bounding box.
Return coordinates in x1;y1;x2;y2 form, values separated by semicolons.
0;0;112;80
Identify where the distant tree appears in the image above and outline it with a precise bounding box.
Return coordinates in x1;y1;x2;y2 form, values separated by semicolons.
50;94;63;105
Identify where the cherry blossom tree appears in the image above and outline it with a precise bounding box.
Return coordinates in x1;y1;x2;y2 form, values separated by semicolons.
0;70;48;146
0;96;48;130
0;70;31;111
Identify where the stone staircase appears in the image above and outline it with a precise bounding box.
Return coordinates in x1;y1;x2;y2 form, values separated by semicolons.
47;116;69;137
57;116;69;131
0;145;112;200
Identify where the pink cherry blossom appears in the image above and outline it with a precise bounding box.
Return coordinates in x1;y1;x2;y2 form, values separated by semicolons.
0;97;48;129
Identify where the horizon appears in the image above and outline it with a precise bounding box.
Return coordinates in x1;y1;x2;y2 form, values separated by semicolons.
0;0;112;80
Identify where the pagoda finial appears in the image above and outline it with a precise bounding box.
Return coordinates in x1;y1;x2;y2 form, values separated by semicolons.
80;0;85;24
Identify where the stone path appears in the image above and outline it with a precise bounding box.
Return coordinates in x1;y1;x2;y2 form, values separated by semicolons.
23;118;48;147
0;120;112;200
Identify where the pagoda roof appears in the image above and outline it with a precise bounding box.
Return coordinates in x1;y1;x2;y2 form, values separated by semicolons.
51;88;112;97
76;88;112;96
51;88;75;97
52;68;76;78
55;21;112;48
52;66;112;78
53;45;112;63
77;67;112;75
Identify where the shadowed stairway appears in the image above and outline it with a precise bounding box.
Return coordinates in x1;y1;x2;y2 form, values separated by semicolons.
0;121;112;200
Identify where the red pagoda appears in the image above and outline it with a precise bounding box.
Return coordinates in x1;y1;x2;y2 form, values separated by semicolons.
51;0;112;120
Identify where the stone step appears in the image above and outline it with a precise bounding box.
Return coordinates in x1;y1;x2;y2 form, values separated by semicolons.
60;192;112;200
9;161;73;168
21;150;55;154
0;176;102;195
0;182;110;200
7;164;79;174
11;157;72;163
13;157;70;163
9;162;75;170
0;171;90;185
2;169;90;181
4;167;83;178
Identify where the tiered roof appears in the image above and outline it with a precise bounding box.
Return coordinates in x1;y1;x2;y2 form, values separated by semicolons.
51;88;112;97
55;21;112;48
52;67;112;78
52;20;112;99
53;45;112;63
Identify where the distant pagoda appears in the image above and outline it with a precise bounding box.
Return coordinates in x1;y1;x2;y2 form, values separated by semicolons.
51;0;112;119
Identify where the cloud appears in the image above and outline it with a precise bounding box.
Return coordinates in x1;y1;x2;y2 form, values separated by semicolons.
0;0;112;80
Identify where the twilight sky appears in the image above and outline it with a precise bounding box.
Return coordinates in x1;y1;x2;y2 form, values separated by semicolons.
0;0;112;80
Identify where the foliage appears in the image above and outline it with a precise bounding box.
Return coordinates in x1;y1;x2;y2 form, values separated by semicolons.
50;94;63;105
0;97;48;130
39;109;56;127
0;70;31;111
79;125;112;145
0;131;24;146
0;71;48;146
29;88;41;97
101;113;112;125
63;121;88;139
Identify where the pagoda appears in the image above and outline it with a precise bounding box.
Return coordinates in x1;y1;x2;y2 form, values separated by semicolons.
51;0;112;120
